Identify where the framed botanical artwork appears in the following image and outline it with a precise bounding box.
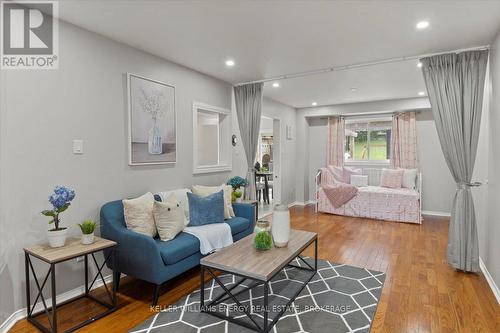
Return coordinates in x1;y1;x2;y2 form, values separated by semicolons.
127;73;176;165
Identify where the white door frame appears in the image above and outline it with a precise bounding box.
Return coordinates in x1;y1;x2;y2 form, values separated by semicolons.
261;113;282;206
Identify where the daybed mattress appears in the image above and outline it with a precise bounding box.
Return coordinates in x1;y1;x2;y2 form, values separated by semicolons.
317;185;421;224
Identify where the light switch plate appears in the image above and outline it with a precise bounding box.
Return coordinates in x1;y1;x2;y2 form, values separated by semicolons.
73;139;83;154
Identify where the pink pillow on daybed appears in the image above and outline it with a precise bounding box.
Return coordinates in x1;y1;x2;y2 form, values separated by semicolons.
380;168;404;188
327;165;361;184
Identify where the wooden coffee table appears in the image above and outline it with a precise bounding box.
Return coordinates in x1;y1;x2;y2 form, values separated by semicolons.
200;229;318;333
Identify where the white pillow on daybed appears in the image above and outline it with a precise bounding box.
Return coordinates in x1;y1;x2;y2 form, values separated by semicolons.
350;175;368;187
401;168;418;189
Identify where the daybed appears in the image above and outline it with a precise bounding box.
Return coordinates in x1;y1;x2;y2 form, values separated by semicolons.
316;167;422;224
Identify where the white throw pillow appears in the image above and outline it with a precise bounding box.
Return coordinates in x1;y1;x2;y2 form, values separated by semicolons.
192;184;235;219
350;175;368;187
123;192;157;237
153;195;185;241
401;168;418;189
158;189;191;225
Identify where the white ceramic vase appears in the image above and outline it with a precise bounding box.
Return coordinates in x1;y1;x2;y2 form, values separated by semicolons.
47;228;68;248
81;232;95;245
272;204;290;247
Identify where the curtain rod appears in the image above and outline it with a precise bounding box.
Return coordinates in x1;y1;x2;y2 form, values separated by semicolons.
307;109;427;119
235;45;489;86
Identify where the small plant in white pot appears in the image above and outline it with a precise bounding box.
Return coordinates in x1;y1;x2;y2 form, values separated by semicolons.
78;220;97;245
41;186;75;248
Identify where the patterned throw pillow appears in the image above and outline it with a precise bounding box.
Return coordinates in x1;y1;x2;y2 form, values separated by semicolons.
327;165;347;183
380;168;404;189
187;190;225;226
153;194;185;241
343;166;362;183
123;192;157;237
328;165;362;184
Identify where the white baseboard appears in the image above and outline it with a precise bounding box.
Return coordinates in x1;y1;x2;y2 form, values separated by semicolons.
422;210;451;218
288;200;316;208
479;257;500;305
0;273;115;333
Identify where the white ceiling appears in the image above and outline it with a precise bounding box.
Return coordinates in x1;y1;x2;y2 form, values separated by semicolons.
57;1;500;108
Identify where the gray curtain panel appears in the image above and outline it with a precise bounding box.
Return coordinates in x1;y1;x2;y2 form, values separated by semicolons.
234;83;264;200
421;50;488;272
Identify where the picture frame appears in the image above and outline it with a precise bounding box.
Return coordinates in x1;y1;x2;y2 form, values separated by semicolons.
127;73;176;165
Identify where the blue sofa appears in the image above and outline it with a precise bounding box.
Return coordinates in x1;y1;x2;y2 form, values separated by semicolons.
100;196;256;305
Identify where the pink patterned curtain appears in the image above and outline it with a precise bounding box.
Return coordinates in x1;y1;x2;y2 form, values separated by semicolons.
391;112;418;168
327;116;345;166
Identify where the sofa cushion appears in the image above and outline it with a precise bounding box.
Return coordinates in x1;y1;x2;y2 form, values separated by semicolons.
156;232;200;265
226;217;251;235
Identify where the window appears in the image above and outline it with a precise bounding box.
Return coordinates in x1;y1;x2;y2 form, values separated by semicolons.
193;102;231;174
344;118;392;163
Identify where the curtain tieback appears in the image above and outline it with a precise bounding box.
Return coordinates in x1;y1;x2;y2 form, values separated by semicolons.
457;181;482;189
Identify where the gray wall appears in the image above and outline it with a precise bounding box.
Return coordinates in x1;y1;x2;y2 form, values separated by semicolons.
482;30;500;293
0;21;234;322
231;97;297;205
296;98;457;213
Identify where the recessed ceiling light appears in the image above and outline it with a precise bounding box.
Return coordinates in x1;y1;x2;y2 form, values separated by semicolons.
225;59;235;67
311;102;317;106
418;91;425;96
272;82;280;88
350;87;357;92
417;62;423;68
416;21;429;29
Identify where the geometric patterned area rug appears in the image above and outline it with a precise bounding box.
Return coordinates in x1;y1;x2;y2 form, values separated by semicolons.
129;258;385;333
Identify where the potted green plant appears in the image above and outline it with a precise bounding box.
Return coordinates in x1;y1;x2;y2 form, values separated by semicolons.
79;220;97;245
254;230;273;251
41;186;75;248
227;176;248;202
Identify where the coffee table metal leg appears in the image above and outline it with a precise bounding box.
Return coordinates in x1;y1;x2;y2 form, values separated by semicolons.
315;238;318;271
200;266;204;310
263;282;269;333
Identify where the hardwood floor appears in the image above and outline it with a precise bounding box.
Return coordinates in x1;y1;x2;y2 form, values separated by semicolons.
10;205;500;332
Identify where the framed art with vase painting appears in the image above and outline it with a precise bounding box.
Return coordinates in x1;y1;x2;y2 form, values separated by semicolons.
127;73;176;165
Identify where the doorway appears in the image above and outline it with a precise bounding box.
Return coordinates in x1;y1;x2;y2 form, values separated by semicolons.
255;115;281;218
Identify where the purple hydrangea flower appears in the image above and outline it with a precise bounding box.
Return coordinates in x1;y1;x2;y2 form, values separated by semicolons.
48;186;75;209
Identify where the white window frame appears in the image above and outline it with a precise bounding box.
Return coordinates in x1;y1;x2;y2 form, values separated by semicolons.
192;101;232;174
344;116;392;166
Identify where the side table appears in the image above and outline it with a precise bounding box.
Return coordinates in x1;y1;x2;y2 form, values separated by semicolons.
240;199;259;221
24;236;117;333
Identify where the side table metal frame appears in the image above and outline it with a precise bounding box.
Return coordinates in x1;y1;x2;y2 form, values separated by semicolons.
24;247;117;333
